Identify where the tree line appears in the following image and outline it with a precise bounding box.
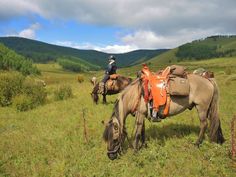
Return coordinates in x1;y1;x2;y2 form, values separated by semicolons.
176;43;235;61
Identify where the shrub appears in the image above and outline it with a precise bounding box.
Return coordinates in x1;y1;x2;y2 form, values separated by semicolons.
77;75;84;83
22;78;47;106
13;94;33;111
0;71;47;110
0;72;25;106
54;85;73;101
225;67;232;75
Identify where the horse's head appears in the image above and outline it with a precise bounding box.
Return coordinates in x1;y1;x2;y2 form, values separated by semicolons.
90;76;97;86
102;116;122;160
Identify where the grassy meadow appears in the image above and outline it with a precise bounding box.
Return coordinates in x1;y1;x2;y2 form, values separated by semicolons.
1;58;236;177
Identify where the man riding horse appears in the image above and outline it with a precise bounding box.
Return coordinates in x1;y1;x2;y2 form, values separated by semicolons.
100;55;118;94
91;55;132;104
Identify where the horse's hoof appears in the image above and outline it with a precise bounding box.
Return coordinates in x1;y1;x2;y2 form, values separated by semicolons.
143;143;148;148
133;149;139;154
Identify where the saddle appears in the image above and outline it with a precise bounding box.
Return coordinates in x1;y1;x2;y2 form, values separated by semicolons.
107;74;121;90
141;64;189;118
109;74;119;80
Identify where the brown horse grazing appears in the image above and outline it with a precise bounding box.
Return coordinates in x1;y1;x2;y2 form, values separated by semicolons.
103;75;225;160
91;75;132;104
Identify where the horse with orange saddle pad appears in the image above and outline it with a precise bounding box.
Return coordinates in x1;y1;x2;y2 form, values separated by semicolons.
141;64;189;121
141;64;171;120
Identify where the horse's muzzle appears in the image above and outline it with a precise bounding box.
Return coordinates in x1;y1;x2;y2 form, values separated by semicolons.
107;152;118;160
107;144;121;160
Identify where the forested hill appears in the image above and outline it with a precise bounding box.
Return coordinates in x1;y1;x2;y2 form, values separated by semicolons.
0;37;168;68
176;35;236;61
145;35;236;67
0;44;40;75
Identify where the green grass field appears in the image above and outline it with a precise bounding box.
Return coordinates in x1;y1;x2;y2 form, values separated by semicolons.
1;58;236;177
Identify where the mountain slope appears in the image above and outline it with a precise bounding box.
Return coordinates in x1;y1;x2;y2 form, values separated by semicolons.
121;35;236;74
145;35;236;68
0;37;168;68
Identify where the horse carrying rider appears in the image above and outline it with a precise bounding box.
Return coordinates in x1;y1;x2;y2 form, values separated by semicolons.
101;55;117;93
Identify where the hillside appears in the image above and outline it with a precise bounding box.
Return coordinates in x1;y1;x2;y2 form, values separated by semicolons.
0;37;167;68
176;35;236;60
0;44;40;75
141;35;236;70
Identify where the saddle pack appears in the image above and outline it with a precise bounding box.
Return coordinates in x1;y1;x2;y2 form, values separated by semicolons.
109;74;119;80
141;64;189;118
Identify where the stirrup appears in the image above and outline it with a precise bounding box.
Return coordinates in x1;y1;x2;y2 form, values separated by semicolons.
151;110;162;122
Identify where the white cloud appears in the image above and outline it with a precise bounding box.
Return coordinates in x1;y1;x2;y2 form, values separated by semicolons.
121;28;220;49
0;0;41;20
54;40;137;53
1;0;236;49
94;45;138;54
1;0;236;33
122;30;168;49
18;23;40;39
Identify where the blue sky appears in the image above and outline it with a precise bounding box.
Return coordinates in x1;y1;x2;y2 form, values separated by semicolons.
0;0;236;53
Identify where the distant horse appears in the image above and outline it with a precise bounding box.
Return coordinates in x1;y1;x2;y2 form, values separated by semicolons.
91;75;132;104
103;74;225;160
193;68;214;78
90;76;97;86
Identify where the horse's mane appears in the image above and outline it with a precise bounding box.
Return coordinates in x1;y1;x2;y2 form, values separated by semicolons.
103;99;120;142
103;119;113;142
117;78;141;97
113;78;141;117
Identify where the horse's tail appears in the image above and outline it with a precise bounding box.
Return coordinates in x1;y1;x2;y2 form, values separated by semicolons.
208;79;225;144
91;83;99;104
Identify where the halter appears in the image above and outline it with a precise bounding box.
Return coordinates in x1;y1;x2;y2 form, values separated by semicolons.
107;142;121;155
106;108;123;155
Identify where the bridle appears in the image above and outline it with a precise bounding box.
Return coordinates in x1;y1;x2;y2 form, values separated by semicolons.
107;113;122;155
107;142;121;155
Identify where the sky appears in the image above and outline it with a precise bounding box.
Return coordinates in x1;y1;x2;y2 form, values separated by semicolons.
0;0;236;53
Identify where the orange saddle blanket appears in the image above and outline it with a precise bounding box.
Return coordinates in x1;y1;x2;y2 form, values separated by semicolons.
141;64;171;116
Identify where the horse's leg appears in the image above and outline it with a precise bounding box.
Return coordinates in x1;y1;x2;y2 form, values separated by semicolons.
102;94;107;104
133;112;145;151
140;120;147;148
195;105;208;147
